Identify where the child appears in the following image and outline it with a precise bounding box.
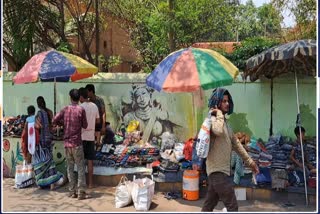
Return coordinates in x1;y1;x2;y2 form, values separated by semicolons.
21;105;36;163
102;122;115;145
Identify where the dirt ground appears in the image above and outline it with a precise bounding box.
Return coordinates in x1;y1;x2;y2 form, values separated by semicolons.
1;178;317;212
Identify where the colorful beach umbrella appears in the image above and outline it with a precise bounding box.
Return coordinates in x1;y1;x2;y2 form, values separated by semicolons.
13;50;98;84
146;47;239;92
13;50;98;114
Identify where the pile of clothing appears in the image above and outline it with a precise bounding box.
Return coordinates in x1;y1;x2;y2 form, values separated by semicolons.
265;135;292;170
246;138;271;169
95;145;160;168
3;115;28;137
305;137;316;169
266;135;299;190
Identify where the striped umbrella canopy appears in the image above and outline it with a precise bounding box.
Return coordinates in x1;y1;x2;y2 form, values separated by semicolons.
244;39;316;81
13;50;98;84
244;39;317;206
146;47;239;92
13;50;98;114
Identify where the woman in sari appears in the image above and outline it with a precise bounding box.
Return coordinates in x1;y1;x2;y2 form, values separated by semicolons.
33;96;64;190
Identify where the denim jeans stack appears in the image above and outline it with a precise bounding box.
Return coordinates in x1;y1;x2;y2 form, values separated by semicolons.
265;135;292;170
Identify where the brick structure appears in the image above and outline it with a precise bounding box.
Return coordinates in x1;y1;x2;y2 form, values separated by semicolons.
192;42;240;54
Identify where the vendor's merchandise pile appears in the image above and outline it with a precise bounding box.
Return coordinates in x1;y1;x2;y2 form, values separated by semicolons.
242;134;317;190
3;115;64;140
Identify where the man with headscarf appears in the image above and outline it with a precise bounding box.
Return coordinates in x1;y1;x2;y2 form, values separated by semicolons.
193;87;259;212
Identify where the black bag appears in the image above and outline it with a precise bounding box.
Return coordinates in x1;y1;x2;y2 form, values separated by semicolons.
158;160;180;172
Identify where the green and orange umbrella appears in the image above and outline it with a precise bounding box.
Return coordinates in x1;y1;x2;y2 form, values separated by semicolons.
146;47;239;92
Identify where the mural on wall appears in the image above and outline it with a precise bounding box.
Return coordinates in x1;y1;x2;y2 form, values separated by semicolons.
3;139;13;177
121;84;181;142
2;139;24;177
101;84;183;143
279;104;316;138
2;138;68;177
3;138;10;152
52;142;67;175
3;159;10;177
228;113;253;136
300;104;316;136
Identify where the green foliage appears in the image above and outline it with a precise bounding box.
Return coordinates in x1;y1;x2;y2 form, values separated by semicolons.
223;37;280;71
104;0;284;72
98;55;122;72
257;3;282;37
3;0;72;70
236;0;262;41
300;104;316;137
235;1;282;41
56;41;73;53
272;0;316;39
105;0;239;72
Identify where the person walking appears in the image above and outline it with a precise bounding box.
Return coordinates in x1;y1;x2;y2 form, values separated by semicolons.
53;89;88;199
193;88;259;212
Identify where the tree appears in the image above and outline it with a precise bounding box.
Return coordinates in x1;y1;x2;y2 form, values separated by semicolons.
63;0;96;63
3;0;73;70
223;37;280;72
257;3;282;37
236;0;262;41
271;0;316;40
3;0;106;70
104;0;238;72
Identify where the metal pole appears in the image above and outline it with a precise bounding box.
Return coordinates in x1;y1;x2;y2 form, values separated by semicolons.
269;78;273;136
295;70;308;205
191;91;197;136
54;77;56;115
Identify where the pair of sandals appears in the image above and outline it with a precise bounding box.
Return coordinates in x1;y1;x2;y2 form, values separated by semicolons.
68;191;91;200
163;191;181;200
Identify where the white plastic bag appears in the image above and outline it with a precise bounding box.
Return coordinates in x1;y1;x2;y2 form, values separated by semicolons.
15;161;34;189
131;176;155;211
160;132;177;151
174;142;185;161
196;117;212;158
115;176;133;208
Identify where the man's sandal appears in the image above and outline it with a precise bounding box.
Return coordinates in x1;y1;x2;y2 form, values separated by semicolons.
78;192;91;200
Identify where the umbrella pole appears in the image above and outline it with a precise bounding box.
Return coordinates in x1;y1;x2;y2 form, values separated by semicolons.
191;92;197;136
269;78;273;136
54;77;56;115
295;70;308;206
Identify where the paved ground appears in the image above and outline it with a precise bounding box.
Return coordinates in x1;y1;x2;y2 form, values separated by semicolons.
2;178;317;212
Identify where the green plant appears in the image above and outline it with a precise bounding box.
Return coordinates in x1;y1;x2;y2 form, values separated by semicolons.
56;41;73;53
98;55;122;72
223;37;280;71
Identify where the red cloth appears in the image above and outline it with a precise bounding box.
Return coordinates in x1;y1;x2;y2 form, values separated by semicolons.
21;123;40;157
183;138;194;161
308;178;316;188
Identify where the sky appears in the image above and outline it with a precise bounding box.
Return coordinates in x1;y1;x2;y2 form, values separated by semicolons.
244;0;296;27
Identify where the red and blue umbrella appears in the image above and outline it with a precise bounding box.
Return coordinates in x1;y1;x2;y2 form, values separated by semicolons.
12;50;98;114
13;50;98;84
146;47;239;92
